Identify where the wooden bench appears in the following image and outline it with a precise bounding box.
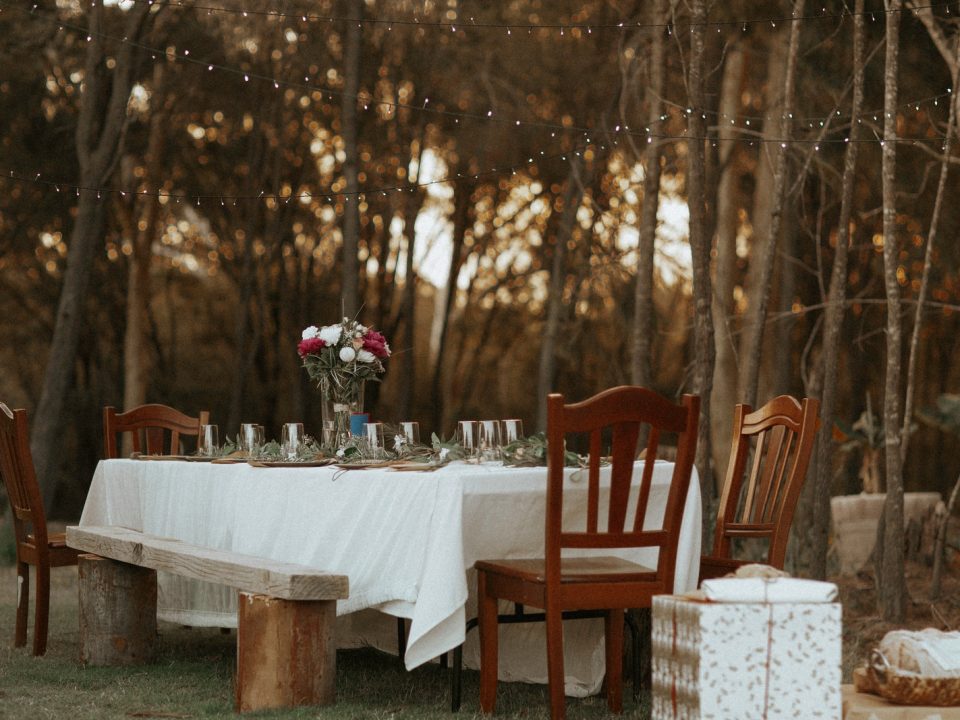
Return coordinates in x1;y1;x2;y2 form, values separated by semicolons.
66;525;349;713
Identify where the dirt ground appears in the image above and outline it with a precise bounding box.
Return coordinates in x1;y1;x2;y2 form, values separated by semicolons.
837;558;960;679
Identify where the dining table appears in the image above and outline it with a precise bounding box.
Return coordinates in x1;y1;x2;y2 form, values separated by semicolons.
78;457;701;698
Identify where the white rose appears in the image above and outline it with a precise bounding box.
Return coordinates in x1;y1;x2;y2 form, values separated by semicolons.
301;325;319;340
357;349;376;363
319;324;342;345
339;346;356;362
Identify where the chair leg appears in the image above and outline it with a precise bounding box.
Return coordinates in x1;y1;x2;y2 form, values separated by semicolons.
33;562;50;656
604;609;625;714
15;561;29;648
477;572;499;714
396;617;407;668
545;604;566;720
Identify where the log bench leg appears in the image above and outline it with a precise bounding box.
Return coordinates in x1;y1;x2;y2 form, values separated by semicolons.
235;591;337;713
78;553;157;665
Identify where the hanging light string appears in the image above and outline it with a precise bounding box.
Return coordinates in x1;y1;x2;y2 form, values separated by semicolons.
102;0;958;33
1;137;612;205
6;1;957;149
5;114;957;208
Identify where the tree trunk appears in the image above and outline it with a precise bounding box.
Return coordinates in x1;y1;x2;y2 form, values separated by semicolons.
31;1;155;511
397;182;425;422
122;63;171;424
738;0;805;407
339;0;362;319
630;0;667;390
430;181;473;434
687;0;716;515
710;42;746;488
901;38;960;463
810;0;866;580
536;158;584;431
878;0;906;623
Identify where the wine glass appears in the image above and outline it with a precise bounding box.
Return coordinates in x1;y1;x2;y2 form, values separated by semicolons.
399;421;420;447
457;420;479;459
478;420;502;462
239;423;264;457
281;422;304;460
501;419;525;444
364;422;386;458
197;424;219;457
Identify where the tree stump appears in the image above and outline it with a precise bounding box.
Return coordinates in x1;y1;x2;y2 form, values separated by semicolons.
78;553;157;665
235;592;336;713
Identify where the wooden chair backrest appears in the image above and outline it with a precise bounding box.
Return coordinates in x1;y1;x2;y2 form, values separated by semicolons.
711;395;820;568
103;404;210;458
545;387;700;587
0;403;48;548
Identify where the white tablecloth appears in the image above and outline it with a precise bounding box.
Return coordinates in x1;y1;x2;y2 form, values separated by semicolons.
79;459;701;696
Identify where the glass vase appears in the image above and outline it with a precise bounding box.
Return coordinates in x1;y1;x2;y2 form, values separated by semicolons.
320;378;365;449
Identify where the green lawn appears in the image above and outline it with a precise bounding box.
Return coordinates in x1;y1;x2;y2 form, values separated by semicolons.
0;565;650;719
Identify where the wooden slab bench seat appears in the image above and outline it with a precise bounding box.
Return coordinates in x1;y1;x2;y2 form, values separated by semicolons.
66;525;349;713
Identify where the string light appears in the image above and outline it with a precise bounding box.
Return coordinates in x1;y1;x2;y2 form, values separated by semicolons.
6;1;958;149
101;0;960;35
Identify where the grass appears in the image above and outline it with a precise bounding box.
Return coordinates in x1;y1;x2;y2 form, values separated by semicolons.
0;565;651;720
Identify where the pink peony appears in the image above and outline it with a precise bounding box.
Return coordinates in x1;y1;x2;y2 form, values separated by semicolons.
362;330;391;358
297;337;326;358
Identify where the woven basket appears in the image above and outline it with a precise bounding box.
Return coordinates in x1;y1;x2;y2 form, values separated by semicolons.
854;650;960;706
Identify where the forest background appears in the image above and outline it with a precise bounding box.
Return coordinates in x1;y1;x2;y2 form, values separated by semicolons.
2;0;960;622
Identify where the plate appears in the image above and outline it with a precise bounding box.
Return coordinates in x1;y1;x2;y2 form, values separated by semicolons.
334;460;395;470
387;462;441;472
247;459;336;468
132;454;215;462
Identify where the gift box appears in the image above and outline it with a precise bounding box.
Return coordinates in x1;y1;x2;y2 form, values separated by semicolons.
651;592;842;719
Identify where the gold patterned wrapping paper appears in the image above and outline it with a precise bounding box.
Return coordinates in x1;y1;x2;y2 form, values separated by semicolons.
651;594;842;719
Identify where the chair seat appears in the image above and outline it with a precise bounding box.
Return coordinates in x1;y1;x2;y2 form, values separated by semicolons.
698;554;747;582
22;533;81;567
475;555;656;584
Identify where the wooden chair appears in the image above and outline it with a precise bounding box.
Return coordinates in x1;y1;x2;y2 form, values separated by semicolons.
699;395;820;583
475;387;699;719
103;404;209;458
0;403;80;655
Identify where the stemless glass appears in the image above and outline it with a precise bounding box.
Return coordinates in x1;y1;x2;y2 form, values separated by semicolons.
239;423;264;456
281;422;305;460
399;421;421;447
501;419;525;444
457;420;479;458
364;422;386;458
197;424;219;457
478;420;502;462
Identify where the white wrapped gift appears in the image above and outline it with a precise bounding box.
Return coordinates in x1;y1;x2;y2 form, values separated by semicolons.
652;579;842;720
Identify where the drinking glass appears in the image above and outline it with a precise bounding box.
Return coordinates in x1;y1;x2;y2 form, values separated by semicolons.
501;419;525;444
239;423;264;456
281;422;305;460
364;422;386;458
478;420;502;462
198;424;219;457
457;420;479;458
399;421;421;447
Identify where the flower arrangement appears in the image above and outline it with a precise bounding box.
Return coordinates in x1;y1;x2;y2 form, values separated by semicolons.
298;317;391;403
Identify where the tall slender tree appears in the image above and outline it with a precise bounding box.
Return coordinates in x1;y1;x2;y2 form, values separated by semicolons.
630;0;667;391
31;0;158;509
738;0;805;407
878;0;906;623
810;0;865;580
340;0;363;319
687;0;715;512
